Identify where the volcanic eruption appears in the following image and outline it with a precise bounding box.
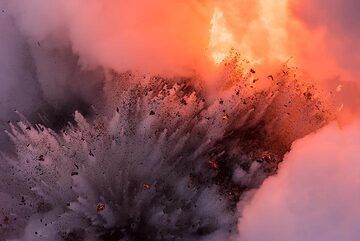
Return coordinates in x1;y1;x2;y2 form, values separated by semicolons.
0;1;359;241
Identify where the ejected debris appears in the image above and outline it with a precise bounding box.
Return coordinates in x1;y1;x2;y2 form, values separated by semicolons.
208;160;219;169
71;172;79;176
222;114;230;120
180;98;187;105
96;203;106;212
38;155;45;162
303;91;312;100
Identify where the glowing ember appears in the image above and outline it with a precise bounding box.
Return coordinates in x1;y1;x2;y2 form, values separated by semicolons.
208;160;219;169
222;114;230;121
96;203;106;212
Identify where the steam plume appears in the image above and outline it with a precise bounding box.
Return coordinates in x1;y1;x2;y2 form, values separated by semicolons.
0;0;358;241
238;122;360;241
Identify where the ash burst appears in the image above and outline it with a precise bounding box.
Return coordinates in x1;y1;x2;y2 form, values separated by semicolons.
0;59;332;241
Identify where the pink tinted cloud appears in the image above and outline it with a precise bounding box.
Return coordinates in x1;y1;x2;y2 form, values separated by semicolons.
238;121;360;241
8;0;214;76
290;0;360;80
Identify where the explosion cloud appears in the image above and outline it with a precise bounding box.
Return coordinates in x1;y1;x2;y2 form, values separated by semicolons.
1;59;333;240
0;0;359;241
238;122;360;241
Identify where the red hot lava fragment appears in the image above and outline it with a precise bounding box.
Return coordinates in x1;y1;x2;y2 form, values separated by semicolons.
222;114;230;121
208;160;219;169
96;203;106;212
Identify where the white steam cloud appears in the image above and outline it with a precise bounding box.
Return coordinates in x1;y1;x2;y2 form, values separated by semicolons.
6;0;213;75
238;122;360;241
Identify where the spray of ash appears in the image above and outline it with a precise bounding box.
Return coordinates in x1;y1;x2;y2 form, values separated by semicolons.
0;56;334;241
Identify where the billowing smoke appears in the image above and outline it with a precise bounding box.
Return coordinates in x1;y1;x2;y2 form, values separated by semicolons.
0;1;105;150
0;0;358;241
0;60;332;240
237;122;360;241
5;0;213;75
290;0;360;79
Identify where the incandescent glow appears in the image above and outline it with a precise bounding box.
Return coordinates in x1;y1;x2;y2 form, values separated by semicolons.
209;1;289;66
209;7;235;64
258;0;289;62
0;0;359;240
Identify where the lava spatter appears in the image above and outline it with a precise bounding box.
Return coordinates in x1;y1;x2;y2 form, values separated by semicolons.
0;58;333;241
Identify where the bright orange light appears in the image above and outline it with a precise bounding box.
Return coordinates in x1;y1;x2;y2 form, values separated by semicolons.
208;7;235;64
209;1;290;65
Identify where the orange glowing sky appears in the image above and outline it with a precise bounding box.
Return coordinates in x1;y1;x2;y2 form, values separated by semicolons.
209;0;358;83
209;0;289;65
207;0;359;121
8;0;359;118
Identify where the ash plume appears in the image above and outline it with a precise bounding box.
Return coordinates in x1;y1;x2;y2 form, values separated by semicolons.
0;57;332;240
0;1;358;241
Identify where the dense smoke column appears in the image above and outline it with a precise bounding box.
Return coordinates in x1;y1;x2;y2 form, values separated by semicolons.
0;56;333;241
